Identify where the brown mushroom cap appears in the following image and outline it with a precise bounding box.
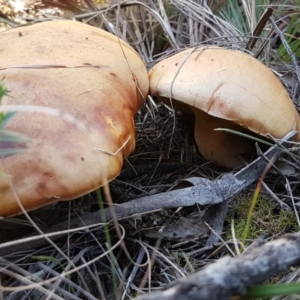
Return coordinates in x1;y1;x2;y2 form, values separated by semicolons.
0;20;149;217
149;46;300;168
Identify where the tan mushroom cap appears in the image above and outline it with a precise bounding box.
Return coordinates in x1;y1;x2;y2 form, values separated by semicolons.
149;46;300;168
0;20;149;217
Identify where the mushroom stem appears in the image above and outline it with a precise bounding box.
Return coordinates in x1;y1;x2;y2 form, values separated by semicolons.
193;108;258;168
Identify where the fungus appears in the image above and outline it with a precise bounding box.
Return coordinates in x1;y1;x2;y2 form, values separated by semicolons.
0;20;149;217
149;46;300;168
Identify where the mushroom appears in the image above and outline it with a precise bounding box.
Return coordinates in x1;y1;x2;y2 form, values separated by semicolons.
149;46;300;168
0;20;149;217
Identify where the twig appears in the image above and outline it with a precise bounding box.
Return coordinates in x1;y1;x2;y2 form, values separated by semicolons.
246;7;273;50
134;232;300;300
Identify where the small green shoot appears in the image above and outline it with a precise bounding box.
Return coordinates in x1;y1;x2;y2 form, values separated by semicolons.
218;0;267;35
96;188;118;298
242;157;287;245
277;1;300;62
0;82;13;128
0;82;29;158
245;282;300;298
241;181;261;245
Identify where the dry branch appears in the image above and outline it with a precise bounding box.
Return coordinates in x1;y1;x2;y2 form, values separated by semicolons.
134;232;300;300
0;130;296;256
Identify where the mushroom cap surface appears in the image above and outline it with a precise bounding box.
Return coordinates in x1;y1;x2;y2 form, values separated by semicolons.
149;47;300;167
0;20;149;217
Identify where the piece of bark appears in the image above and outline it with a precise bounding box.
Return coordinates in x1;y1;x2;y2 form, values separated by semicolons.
134;232;300;300
140;215;209;242
205;201;228;246
0;131;296;256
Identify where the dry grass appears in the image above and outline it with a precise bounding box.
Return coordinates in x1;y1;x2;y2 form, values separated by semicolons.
0;0;300;299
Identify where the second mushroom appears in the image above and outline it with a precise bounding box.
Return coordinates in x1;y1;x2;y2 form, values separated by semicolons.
149;47;300;168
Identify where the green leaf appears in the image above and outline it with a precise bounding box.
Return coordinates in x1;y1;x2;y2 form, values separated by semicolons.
245;283;300;298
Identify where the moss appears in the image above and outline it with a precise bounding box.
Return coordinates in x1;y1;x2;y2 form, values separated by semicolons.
225;193;298;243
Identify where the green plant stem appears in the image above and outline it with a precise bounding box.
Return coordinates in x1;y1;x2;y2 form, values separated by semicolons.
245;283;300;298
96;189;118;298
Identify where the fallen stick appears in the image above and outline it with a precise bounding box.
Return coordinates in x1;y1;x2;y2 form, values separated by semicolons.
0;130;296;256
134;231;300;300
